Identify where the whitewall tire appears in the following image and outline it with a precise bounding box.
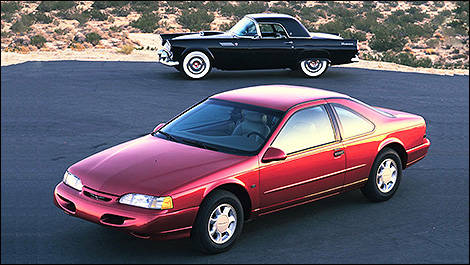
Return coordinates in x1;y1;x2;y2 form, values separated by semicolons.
182;51;212;79
299;58;329;77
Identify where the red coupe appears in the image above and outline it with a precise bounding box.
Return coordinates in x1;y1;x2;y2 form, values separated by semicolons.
54;85;430;253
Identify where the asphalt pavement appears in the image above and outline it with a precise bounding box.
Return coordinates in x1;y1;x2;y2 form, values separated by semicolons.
1;61;468;263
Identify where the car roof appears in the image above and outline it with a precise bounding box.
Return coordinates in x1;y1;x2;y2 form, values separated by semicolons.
246;13;296;20
210;85;350;111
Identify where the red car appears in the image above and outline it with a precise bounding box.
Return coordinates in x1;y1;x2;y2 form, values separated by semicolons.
54;85;430;253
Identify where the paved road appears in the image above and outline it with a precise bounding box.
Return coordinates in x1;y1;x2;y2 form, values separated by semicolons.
1;61;468;263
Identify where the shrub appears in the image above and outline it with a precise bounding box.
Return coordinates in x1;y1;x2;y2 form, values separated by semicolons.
85;32;101;46
31;34;47;48
118;44;134;54
37;1;76;12
219;21;236;32
1;1;21;15
10;14;35;33
129;1;160;12
33;13;53;24
382;51;433;68
130;13;160;33
92;1;126;9
183;11;213;31
220;2;267;19
178;9;214;32
1;30;12;38
84;9;108;21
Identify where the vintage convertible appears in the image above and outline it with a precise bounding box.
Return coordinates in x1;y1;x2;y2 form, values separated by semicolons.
158;13;359;79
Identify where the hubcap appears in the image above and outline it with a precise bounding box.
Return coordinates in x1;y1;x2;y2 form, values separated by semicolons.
187;57;205;74
208;203;237;244
376;158;398;193
304;59;323;73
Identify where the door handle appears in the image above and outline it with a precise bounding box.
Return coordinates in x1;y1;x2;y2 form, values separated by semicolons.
284;41;293;45
333;149;344;157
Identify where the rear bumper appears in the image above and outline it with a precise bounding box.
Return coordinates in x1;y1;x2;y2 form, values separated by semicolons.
157;49;179;67
350;55;360;62
406;138;431;167
53;182;198;240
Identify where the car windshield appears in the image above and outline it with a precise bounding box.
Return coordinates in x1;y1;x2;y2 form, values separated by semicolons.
155;99;283;155
229;17;258;37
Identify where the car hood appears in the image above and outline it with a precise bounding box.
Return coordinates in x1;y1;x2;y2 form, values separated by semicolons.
172;32;235;40
68;135;250;196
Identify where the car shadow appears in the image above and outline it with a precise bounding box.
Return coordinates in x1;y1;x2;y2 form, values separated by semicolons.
59;189;370;259
151;66;356;82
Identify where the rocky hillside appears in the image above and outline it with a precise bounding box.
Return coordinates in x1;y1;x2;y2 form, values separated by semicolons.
1;1;468;69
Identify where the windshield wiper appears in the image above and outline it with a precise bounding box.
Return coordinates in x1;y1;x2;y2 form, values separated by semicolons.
156;131;179;143
180;138;219;152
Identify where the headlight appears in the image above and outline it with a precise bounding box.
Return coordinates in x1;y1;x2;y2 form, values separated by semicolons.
119;194;173;210
63;171;83;191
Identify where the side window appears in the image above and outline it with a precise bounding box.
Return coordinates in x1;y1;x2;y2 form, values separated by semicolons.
260;24;274;37
272;24;288;37
271;105;336;154
259;23;288;38
332;104;375;139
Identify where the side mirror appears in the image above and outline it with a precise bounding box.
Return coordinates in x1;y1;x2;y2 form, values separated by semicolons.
153;123;166;133
262;147;287;163
252;34;260;40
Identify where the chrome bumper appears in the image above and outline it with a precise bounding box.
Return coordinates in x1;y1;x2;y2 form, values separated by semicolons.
351;55;360;62
157;49;179;66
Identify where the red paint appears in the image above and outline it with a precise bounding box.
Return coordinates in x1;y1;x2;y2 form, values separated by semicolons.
54;85;430;240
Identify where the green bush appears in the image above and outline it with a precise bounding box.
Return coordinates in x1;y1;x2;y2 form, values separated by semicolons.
369;25;406;52
33;13;53;24
130;13;160;33
1;1;21;14
31;34;47;48
220;2;267;19
10;14;35;33
37;1;76;12
382;51;433;68
84;9;108;21
85;32;101;46
129;1;160;12
177;10;214;32
91;1;129;10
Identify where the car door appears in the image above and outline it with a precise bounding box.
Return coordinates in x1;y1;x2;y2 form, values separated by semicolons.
258;102;346;212
327;99;378;190
247;23;295;69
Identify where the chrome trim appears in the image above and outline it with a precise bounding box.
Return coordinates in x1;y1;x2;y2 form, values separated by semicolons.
157;49;179;66
264;164;367;194
255;178;369;215
351;55;360;62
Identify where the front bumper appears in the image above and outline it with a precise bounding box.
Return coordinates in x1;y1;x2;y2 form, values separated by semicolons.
157;49;179;67
53;182;198;240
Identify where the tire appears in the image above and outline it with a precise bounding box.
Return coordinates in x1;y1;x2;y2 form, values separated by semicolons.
181;51;212;79
299;58;329;77
191;190;244;254
361;148;403;202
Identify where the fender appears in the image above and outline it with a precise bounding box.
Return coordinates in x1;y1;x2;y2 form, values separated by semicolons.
181;47;216;63
377;137;405;153
202;178;249;198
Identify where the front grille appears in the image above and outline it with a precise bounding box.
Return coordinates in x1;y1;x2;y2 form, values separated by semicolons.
84;191;111;202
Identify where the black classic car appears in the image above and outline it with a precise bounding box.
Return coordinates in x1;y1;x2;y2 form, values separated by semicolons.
158;13;359;79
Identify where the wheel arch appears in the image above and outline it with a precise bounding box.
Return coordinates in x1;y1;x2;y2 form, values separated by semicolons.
378;138;408;169
202;181;252;220
181;48;215;64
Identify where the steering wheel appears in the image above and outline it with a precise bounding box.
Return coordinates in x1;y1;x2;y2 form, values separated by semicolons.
246;131;266;141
